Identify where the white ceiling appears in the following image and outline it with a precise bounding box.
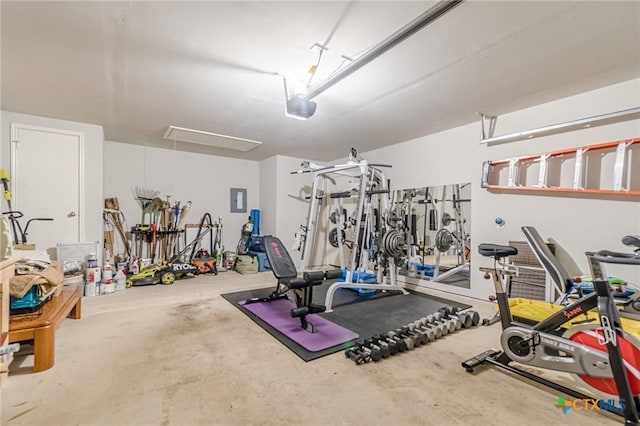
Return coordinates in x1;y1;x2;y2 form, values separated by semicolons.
2;1;639;161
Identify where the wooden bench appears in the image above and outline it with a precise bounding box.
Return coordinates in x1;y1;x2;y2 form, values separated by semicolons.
9;285;82;372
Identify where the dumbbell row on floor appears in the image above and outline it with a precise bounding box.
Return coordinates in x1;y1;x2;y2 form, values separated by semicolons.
344;346;370;364
406;307;482;347
345;323;432;364
345;308;481;364
345;335;401;364
411;308;481;346
345;329;415;364
424;313;458;333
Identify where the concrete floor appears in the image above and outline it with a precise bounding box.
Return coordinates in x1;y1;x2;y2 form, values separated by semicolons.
2;271;620;425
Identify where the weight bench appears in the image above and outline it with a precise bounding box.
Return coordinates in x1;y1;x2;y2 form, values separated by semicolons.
244;235;342;333
9;285;82;372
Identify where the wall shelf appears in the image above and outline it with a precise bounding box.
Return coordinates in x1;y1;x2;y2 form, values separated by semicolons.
481;138;640;195
479;107;640;144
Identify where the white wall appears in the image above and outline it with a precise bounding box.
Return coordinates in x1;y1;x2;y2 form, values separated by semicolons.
0;110;105;253
360;78;640;300
275;155;318;266
259;156;277;236
104;141;260;256
258;154;321;267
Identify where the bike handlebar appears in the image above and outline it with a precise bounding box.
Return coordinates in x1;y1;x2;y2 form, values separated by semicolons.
2;211;23;218
588;250;640;266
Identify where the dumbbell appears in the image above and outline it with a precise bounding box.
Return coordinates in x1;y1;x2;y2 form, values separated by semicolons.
437;307;465;330
435;314;458;333
426;312;457;334
436;308;463;331
456;308;480;327
345;347;369;364
419;315;449;336
394;327;420;347
355;339;382;362
416;318;445;339
388;330;414;350
364;337;390;358
466;311;481;326
441;306;481;328
375;334;403;354
370;335;396;356
454;308;480;327
398;326;423;347
432;310;460;332
408;322;435;342
400;325;429;345
414;319;442;340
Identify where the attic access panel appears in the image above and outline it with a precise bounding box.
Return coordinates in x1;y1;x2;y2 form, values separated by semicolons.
163;126;262;152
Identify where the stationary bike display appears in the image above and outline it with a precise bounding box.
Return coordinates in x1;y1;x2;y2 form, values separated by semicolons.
462;238;640;424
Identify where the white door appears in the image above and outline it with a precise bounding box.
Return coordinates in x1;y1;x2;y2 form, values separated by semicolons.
10;123;83;253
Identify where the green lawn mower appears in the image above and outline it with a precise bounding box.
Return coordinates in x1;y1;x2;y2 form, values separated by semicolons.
127;216;215;287
126;261;200;287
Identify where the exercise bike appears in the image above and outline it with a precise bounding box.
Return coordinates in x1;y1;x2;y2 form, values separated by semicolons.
462;238;640;425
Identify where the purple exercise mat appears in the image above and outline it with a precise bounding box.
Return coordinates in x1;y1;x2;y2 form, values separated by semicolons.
240;298;359;352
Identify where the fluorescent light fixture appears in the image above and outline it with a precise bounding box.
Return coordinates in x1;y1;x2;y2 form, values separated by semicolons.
163;126;262;151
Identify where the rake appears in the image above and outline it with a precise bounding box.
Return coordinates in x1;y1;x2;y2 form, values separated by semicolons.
132;186;161;222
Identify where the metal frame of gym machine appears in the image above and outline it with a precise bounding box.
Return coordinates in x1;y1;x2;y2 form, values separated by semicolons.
299;158;407;312
390;183;470;284
422;184;469;281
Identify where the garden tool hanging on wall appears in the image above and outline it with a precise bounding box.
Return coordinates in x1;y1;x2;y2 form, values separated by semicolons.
143;197;163;226
104;197;131;259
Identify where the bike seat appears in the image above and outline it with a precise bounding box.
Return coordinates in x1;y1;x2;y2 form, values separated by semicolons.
478;243;518;259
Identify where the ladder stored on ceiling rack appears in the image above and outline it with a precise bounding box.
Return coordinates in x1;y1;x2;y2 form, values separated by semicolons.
481;138;640;195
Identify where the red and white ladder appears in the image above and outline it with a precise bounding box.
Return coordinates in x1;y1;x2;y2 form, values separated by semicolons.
481;138;640;195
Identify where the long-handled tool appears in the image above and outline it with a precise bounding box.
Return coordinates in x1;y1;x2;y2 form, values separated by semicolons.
0;169;17;243
214;216;225;268
104;197;131;258
150;223;158;263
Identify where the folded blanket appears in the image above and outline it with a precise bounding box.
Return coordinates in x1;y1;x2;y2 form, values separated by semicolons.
10;262;63;299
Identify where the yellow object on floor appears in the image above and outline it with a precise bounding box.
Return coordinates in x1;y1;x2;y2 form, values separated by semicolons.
508;297;640;340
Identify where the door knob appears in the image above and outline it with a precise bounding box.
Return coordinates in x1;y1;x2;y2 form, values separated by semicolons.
68;211;77;217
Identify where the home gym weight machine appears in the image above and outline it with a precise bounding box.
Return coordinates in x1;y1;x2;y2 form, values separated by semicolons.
463;238;640;425
392;183;470;282
297;149;408;312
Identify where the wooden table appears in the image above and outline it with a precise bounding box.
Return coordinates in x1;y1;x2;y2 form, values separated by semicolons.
9;285;82;372
0;258;17;386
